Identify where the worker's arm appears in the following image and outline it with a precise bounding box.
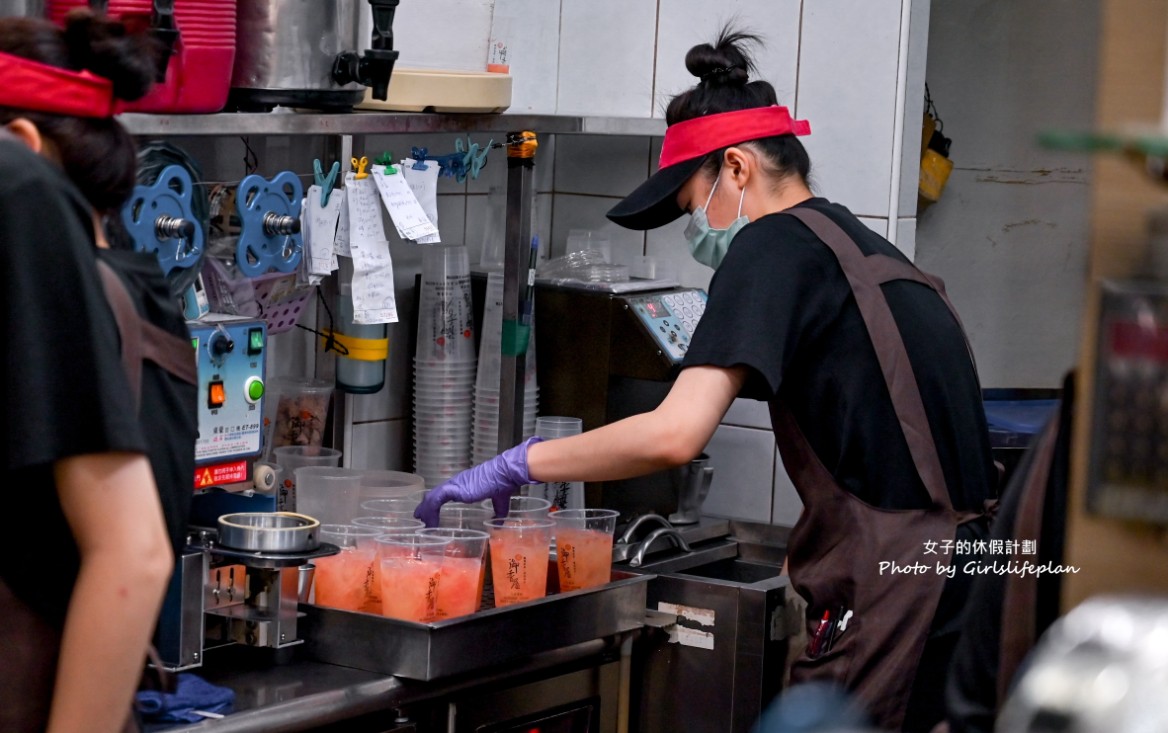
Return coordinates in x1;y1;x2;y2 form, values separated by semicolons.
526;364;748;483
47;452;174;733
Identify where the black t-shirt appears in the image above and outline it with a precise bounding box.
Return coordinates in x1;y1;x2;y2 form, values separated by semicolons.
1;140;149;624
683;198;996;516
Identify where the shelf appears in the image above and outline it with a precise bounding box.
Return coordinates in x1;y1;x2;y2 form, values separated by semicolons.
119;111;667;138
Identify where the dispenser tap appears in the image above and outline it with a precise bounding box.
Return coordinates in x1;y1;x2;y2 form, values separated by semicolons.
332;0;401;100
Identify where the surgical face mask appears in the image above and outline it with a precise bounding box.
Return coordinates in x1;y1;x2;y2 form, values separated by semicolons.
683;171;748;269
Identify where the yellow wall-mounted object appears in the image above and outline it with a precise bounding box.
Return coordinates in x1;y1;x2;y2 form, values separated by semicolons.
320;329;389;361
919;148;954;203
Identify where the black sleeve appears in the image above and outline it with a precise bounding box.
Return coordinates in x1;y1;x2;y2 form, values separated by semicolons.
681;216;839;401
1;145;147;471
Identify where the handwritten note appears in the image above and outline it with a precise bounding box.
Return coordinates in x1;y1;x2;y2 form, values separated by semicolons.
401;159;441;244
371;164;439;242
344;172;398;324
333;189;352;258
304;185;343;278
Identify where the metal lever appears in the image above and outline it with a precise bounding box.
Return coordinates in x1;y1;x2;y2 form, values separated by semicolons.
616;513;673;546
628;528;693;568
263;212;301;237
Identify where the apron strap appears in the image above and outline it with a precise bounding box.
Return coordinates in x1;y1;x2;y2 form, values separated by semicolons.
783;208;959;513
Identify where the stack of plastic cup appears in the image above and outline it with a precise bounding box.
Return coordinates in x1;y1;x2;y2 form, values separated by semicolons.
532;416;585;511
473;270;539;465
414;244;476;487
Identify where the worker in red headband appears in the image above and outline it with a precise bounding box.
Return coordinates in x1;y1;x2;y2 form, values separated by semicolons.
0;12;197;733
416;28;995;730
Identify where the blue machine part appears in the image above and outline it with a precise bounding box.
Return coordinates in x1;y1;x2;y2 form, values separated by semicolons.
622;289;709;363
121;165;205;276
235;171;304;277
189;315;268;465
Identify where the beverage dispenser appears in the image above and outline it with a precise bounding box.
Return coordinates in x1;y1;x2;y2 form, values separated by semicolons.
534;281;708;520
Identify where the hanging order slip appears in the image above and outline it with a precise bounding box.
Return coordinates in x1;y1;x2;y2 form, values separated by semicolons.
344;171;398;324
400;159;440;244
303;184;343;278
371;164;439;242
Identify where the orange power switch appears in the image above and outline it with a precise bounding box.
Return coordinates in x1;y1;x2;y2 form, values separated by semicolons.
208;381;226;409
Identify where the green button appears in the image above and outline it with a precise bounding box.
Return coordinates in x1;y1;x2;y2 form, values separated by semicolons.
247;379;265;401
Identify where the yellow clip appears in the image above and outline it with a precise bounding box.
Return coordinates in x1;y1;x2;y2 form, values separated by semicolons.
351;156;370;180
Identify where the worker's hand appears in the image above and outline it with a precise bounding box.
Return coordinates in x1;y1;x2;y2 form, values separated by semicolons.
414;437;543;527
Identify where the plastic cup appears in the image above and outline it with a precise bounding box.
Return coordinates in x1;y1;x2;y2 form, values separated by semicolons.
439;504;492;530
272;446;342;513
352;516;423;532
294;467;362;527
376;535;450;622
418;528;489;618
313;524;382;613
359;470;425;502
417;245;475;363
266;378;333;454
483;517;555;607
551;509;619;592
534;417;584;511
360;497;420;520
481;495;552;519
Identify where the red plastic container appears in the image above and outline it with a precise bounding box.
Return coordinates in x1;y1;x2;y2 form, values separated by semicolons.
47;0;237;113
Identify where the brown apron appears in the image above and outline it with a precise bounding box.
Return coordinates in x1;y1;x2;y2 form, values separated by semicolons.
775;208;986;731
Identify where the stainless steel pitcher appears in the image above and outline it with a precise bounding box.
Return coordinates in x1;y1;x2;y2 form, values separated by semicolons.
668;453;714;525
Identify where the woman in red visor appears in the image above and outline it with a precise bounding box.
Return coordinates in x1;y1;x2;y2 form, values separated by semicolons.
417;29;995;731
0;12;196;733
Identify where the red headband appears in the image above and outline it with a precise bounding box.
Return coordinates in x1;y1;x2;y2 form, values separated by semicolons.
658;105;811;169
0;51;118;118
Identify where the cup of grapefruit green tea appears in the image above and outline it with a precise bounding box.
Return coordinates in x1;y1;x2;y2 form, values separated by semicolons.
551;509;619;591
418;527;489;618
313;524;382;613
483;517;555;607
376;534;450;622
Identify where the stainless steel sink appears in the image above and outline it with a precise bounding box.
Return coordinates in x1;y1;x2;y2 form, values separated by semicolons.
620;518;795;732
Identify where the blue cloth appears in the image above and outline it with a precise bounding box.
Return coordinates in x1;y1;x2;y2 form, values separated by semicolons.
136;673;235;724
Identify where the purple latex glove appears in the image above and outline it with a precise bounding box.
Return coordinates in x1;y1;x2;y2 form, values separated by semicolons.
414;437;544;527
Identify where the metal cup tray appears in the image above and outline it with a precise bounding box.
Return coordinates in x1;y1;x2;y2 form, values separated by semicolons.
300;571;651;681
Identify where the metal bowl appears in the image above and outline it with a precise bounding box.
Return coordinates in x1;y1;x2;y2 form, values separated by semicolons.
217;512;321;553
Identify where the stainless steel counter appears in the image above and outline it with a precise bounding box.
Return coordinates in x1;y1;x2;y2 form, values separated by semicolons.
160;636;624;732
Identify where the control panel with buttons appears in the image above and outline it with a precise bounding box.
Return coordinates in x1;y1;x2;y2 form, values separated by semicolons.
190;315;267;464
621;289;708;363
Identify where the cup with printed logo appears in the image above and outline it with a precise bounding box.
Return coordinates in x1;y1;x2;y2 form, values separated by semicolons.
533;416;584;511
313;524;382;613
551;509;619;592
272;446;342;513
483;517;555;607
418;527;489;618
376;534;451;622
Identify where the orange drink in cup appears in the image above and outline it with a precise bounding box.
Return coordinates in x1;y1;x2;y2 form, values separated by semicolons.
418;528;489;619
377;535;449;622
484;517;555;607
551;509;619;591
350;518;422;613
313;525;383;612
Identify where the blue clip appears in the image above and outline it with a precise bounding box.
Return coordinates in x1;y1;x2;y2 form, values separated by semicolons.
409;147;431;170
313;159;340;207
454;138;493;182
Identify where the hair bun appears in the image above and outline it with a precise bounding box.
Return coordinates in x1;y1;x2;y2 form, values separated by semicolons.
63;9;162;102
685;28;759;87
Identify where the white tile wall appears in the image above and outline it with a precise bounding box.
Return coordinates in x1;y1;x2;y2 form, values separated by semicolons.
702;425;775;520
644;216;711;289
557;0;658;116
553;136;652;196
796;0;903;217
895;217;916;261
465;192;554;269
653;0;803;118
391;0;495;71
898;0;931;218
723;398;772;429
490;0;562;113
772;449;803;527
348;419;409;471
549;195;645;263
